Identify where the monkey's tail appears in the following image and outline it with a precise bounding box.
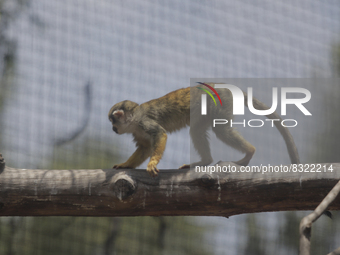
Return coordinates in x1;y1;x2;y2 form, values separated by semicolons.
243;92;301;164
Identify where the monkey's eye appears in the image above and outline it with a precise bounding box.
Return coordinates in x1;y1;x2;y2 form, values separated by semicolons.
109;117;116;124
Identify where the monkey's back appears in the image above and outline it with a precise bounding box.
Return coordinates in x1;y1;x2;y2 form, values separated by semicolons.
133;85;234;134
136;87;191;133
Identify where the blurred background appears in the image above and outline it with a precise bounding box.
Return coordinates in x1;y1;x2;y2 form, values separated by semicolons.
0;0;340;254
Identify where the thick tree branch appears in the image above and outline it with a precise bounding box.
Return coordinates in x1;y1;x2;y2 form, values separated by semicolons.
0;158;339;217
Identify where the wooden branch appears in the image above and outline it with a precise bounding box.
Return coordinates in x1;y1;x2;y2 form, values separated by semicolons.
0;156;339;216
299;180;340;255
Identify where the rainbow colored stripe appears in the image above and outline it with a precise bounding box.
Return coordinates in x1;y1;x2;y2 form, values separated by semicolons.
196;82;223;106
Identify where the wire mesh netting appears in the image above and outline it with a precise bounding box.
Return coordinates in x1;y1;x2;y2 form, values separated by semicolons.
0;0;340;254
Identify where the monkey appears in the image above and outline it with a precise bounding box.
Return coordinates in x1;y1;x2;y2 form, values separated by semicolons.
108;83;300;177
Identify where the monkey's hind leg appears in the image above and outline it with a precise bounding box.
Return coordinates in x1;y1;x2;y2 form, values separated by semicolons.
180;124;213;169
213;126;255;166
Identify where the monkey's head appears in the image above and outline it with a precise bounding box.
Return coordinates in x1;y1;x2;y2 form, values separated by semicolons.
108;100;139;134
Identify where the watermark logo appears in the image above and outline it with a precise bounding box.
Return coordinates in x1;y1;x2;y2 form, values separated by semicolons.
197;83;312;128
199;83;312;116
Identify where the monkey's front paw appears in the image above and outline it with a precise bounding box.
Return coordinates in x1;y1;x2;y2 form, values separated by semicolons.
179;164;190;169
146;162;159;177
113;163;132;169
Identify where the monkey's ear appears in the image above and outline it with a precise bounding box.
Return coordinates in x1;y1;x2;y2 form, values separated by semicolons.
112;110;125;120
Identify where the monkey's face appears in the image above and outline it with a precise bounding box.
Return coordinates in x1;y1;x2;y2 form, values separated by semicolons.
108;100;139;134
109;110;124;134
108;115;119;133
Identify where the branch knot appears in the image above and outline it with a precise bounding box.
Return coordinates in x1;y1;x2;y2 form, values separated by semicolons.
110;172;136;201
